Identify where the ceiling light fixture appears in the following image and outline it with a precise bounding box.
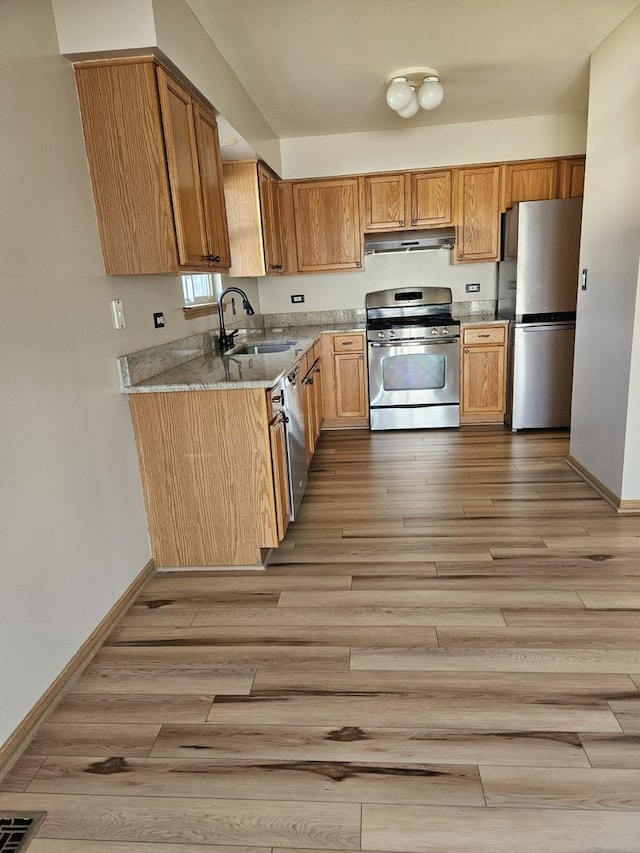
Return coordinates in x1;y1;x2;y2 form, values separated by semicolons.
385;66;444;118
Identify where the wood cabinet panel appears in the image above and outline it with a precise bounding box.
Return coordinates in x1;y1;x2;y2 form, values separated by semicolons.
129;389;280;567
292;178;363;272
74;60;179;275
269;415;291;541
454;166;501;263
361;173;407;231
410;170;454;226
501;159;559;211
277;181;300;274
559;157;586;198
193;103;231;270
222;160;266;276
258;164;284;273
463;326;506;345
335;352;368;419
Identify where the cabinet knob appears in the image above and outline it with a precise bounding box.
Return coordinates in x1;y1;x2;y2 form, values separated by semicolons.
412;218;417;225
464;349;470;354
206;254;221;263
458;253;464;259
399;220;404;226
355;260;361;267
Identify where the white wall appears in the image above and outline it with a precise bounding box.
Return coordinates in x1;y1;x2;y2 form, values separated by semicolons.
0;0;223;749
258;251;496;315
570;6;640;500
280;113;587;179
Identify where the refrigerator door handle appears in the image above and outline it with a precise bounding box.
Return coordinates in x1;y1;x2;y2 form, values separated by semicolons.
518;322;576;333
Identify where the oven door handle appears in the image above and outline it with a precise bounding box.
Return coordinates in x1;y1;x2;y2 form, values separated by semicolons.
369;339;459;347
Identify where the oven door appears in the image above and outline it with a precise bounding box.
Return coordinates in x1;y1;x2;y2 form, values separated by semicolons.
367;337;460;430
368;338;460;407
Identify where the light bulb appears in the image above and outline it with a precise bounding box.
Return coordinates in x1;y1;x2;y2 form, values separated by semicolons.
386;77;412;112
396;88;419;118
418;76;444;111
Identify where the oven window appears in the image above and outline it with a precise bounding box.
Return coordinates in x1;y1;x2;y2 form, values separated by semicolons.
382;353;446;391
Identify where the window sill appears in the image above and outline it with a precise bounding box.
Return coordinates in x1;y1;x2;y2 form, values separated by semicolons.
183;303;217;320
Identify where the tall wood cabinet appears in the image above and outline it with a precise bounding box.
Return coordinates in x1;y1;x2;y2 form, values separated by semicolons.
74;57;230;275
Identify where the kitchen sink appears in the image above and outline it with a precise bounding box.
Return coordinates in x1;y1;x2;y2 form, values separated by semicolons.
231;341;296;355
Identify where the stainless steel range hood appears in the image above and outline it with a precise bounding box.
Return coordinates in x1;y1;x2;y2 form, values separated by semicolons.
364;227;456;254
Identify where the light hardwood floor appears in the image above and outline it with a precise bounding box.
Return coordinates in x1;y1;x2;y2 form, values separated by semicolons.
3;426;640;852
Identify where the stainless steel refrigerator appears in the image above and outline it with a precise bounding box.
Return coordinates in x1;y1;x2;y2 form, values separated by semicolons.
498;197;582;431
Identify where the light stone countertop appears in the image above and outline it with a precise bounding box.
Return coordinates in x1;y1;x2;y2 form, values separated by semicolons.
457;313;509;326
119;323;364;393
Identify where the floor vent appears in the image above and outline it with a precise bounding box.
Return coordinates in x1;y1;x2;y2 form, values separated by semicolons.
0;814;45;852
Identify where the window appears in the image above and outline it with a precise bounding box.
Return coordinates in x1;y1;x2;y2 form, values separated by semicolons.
181;273;222;319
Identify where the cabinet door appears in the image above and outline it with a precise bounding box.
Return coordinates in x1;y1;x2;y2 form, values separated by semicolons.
362;173;407;231
502;159;559;211
258;164;284;273
461;344;506;420
278;181;299;274
269;416;291;541
558;157;586;198
455;166;501;263
293;178;363;272
157;68;209;269
410;170;454;226
194;103;231;270
334;352;367;419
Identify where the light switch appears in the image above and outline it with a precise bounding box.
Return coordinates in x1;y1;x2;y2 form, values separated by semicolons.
111;299;126;330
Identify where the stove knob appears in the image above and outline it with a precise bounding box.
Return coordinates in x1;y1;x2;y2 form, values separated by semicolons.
441;327;449;335
377;331;385;339
431;328;439;335
389;330;395;338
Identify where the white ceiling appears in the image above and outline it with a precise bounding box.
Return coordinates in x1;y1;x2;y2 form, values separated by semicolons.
185;0;639;142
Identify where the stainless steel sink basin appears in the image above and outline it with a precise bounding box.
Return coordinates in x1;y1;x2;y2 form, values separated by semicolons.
231;341;296;355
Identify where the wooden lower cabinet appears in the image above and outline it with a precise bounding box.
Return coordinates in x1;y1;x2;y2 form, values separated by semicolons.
303;348;324;464
319;332;369;428
128;388;287;567
460;324;508;424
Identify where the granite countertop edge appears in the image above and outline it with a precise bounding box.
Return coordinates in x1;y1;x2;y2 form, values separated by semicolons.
120;323;364;394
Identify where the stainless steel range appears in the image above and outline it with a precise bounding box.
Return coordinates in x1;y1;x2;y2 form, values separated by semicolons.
366;287;460;430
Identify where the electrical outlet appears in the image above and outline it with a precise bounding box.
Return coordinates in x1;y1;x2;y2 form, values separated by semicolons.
153;312;165;329
465;283;481;293
110;299;126;330
291;294;305;304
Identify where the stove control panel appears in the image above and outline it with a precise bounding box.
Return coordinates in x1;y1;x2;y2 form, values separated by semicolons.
367;324;460;342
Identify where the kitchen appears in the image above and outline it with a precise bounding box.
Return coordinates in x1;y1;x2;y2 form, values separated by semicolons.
2;0;640;846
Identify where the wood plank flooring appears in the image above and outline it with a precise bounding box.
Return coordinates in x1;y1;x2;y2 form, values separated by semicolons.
4;426;640;852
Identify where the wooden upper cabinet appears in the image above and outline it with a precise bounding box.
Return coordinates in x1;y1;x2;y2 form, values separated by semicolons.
410;169;454;227
558;156;586;198
258;164;284;273
454;165;501;263
192;102;231;270
73;57;230;275
362;169;453;232
277;181;300;274
361;173;408;231
222;160;284;277
292;177;363;272
501;159;559;211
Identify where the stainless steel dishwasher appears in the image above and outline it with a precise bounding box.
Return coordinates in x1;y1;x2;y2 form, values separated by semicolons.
283;363;308;520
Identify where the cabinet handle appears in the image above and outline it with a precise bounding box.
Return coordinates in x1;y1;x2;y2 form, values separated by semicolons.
458;253;464;259
464;349;470;354
412;218;417;225
399;220;404;226
355;260;361;267
206;254;221;263
358;354;364;360
478;333;490;338
341;340;354;346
